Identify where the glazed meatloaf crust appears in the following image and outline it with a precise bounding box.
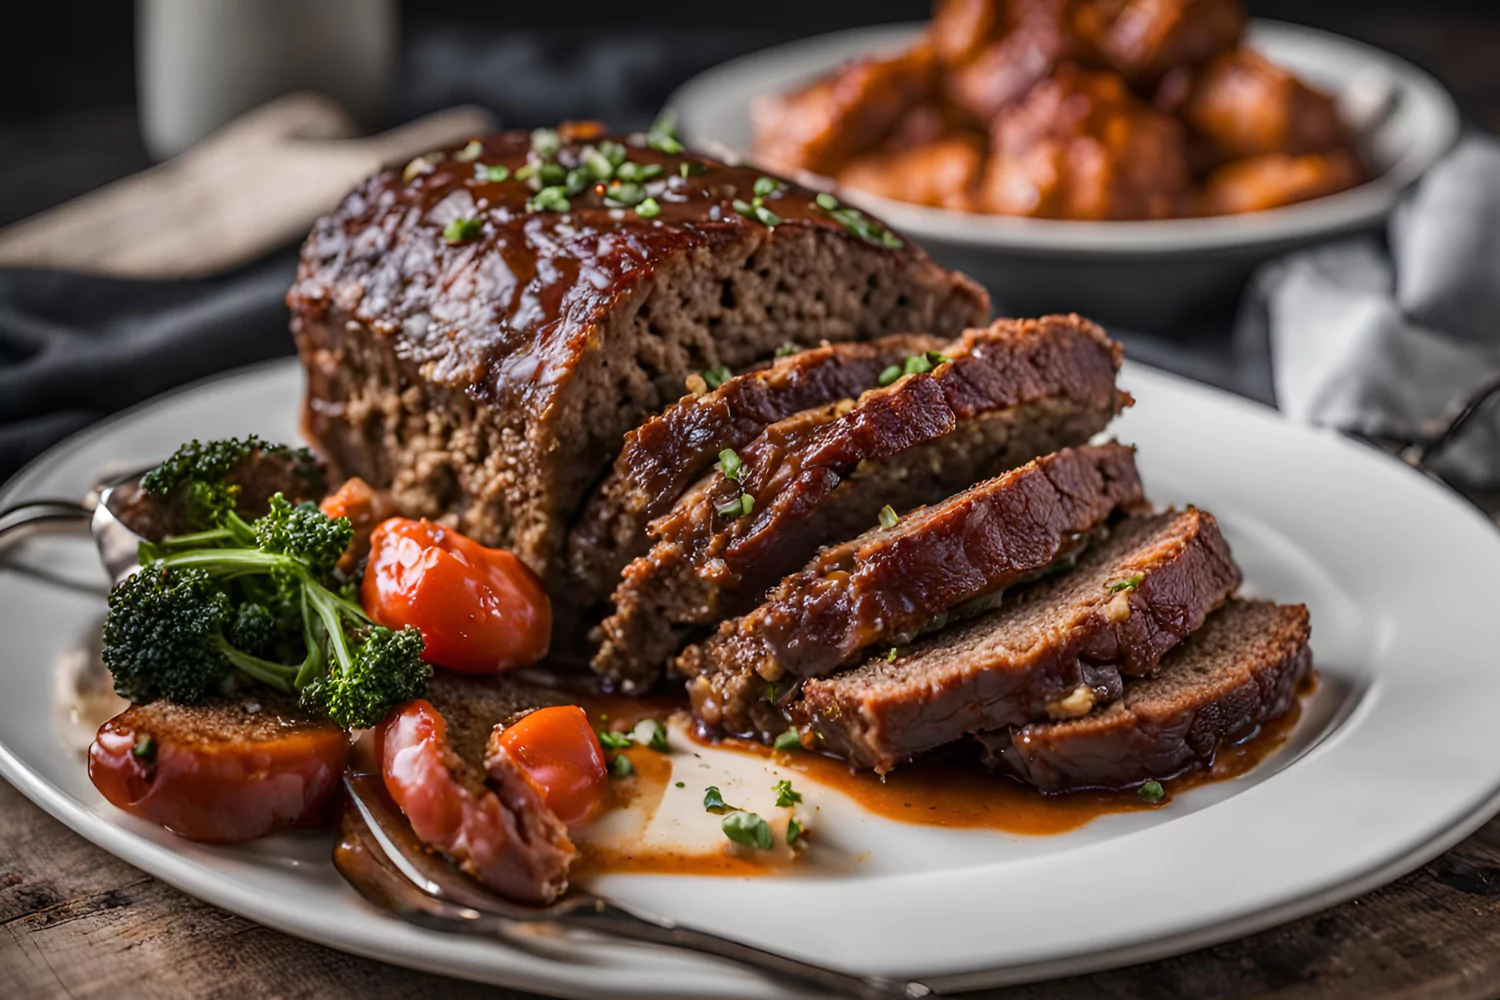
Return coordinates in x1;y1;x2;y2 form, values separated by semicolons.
597;316;1130;687
977;599;1312;791
567;332;946;603
289;127;988;593
793;508;1242;772
681;443;1148;737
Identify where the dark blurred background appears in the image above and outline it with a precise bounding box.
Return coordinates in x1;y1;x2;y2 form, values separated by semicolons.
1;0;1497;487
3;0;1498;227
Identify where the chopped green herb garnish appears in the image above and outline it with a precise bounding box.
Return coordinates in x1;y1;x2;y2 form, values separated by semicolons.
1138;779;1165;804
675;781;686;788
564;167;591;196
680;161;706;178
581;146;615;179
617;161;664;183
598;730;633;749
703;785;730;813
773;728;800;752
877;364;902;387
443;216;484;244
716;448;744;482
132;734;156;761
607;181;648;207
526;186;571;213
732;199;782;227
514;163;538;182
763;681;780;703
753;176;778;198
645;110;684;155
600;140;628;168
773;779;802;807
878;504;899;528
887;647;899;662
722;810;772;850
610;753;635;778
641;719;670;752
701;366;732;389
635;197;662;219
454;139;484;163
1108;575;1144;594
531;128;561;159
473;163;510;183
818;201;905;249
787;816;806;847
775;342;800;357
537;162;566;186
903;354;934;376
716;493;754;519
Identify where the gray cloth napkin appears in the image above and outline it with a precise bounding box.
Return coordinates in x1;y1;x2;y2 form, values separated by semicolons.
1236;135;1500;489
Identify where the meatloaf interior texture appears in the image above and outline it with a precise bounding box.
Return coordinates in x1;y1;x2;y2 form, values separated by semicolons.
792;508;1243;772
977;599;1312;791
594;315;1131;689
567;332;947;603
680;443;1149;737
290;129;989;604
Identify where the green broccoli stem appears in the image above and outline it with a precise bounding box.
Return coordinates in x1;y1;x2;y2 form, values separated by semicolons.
304;581;366;681
156;527;238;550
213;636;299;693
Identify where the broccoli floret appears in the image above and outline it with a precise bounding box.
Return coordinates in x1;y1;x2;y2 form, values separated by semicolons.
139;435;321;535
254;494;353;577
227;602;278;658
102;453;428;730
305;626;431;730
103;565;235;704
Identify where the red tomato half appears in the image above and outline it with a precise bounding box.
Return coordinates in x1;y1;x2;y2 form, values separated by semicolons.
362;518;551;673
496;706;608;826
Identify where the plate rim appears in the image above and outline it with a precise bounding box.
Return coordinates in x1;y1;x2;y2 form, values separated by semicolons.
668;19;1461;256
4;358;1500;997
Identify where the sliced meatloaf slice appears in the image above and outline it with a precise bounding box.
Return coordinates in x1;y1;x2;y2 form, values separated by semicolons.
789;509;1242;770
977;599;1312;792
681;443;1148;736
290;128;988;596
596;316;1130;687
567;332;946;603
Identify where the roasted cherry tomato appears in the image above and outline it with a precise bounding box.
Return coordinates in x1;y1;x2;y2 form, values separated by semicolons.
362;518;551;673
88;701;348;842
375;699;573;904
495;706;608;826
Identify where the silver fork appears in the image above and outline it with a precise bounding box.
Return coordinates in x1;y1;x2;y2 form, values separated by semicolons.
337;770;934;1000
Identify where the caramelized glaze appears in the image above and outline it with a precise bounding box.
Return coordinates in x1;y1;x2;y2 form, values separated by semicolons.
289;131;919;408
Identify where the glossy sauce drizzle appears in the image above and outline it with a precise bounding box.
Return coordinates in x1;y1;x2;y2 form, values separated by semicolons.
562;676;1313;879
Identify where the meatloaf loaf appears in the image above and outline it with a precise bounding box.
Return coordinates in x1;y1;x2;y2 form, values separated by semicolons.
597;316;1130;687
977;599;1312;791
792;508;1242;772
289;126;988;592
681;443;1149;737
567;332;946;603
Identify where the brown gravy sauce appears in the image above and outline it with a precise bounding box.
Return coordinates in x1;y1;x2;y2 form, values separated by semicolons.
566;676;1314;879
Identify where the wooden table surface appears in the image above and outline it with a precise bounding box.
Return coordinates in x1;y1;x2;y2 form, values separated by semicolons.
4;775;1500;1000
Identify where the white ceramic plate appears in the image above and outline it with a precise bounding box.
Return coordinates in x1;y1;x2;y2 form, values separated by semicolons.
671;20;1458;255
4;358;1500;999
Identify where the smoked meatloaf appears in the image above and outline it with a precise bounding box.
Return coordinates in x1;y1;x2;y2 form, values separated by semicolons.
288;126;989;593
595;315;1131;687
977;599;1313;791
567;332;947;603
681;443;1150;737
792;508;1242;772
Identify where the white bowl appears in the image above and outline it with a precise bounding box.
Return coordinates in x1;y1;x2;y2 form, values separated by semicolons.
670;20;1459;330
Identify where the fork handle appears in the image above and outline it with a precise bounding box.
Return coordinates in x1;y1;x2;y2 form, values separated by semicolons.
563;899;932;1000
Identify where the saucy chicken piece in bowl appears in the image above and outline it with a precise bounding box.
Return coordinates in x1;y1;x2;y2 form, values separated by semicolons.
752;0;1364;219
